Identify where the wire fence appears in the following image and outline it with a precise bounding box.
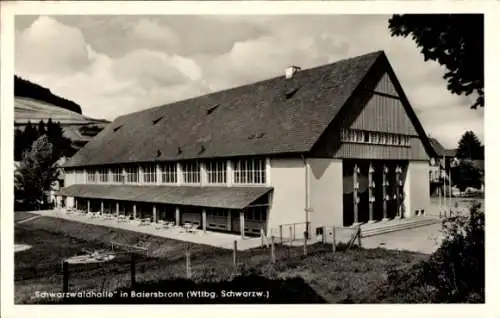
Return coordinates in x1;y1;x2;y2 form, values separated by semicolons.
48;224;361;298
16;218;361;304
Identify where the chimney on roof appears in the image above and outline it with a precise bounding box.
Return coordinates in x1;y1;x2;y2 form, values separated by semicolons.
285;65;301;79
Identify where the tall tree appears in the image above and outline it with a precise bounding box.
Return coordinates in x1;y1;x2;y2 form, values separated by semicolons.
48;121;73;159
456;131;483;160
15;135;60;210
37;120;46;136
46;118;55;137
388;14;484;109
451;161;482;192
22;121;39;150
14;128;25;161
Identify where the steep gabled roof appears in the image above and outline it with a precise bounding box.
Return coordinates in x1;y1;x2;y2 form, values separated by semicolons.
428;137;457;158
445;148;457;158
429;137;447;157
64;50;425;168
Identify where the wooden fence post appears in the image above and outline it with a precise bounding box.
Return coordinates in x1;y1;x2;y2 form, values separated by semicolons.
62;261;69;295
233;240;238;270
357;227;362;248
130;253;136;287
303;236;307;256
332;227;336;253
186;245;192;279
270;236;275;263
260;228;264;248
279;225;283;245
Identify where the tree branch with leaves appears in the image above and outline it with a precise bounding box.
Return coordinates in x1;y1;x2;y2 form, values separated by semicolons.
15;135;60;210
388;14;484;109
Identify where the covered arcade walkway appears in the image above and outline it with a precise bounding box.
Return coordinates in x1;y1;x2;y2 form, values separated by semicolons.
56;184;272;238
31;209;264;250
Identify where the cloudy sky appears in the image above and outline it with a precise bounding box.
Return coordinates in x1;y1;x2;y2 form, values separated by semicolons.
14;15;483;149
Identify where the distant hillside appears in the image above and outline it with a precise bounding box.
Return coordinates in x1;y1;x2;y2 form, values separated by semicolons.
14;75;82;114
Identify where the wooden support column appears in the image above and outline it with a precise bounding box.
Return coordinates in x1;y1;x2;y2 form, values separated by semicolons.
138;166;144;185
227;160;233;187
115;202;119;217
176;163;182;186
100;200;104;213
202;209;207;232
175;207;180;226
200;163;207;186
382;165;389;221
133;204;137;219
87;200;90;213
75;198;78;210
240;210;245;239
368;163;375;223
265;158;271;187
153;205;157;223
353;164;359;225
156;164;161;185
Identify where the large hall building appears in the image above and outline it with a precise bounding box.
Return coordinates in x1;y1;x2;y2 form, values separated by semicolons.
57;51;437;238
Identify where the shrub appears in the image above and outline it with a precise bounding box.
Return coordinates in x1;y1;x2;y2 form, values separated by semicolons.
378;202;484;303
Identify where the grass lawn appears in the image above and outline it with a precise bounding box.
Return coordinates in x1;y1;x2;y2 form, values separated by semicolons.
15;216;429;304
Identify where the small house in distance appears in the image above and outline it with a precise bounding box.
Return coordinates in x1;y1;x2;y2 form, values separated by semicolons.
57;50;436;238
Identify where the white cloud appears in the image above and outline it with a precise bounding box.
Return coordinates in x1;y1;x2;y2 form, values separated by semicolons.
131;18;179;44
171;55;203;81
15;16;205;120
204;31;349;90
14;15;483;149
15;16;91;76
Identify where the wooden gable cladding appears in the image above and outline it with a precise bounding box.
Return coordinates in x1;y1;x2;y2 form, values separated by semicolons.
349;73;418;136
373;73;398;96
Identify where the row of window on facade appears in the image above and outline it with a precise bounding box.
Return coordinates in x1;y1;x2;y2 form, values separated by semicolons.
340;129;411;147
69;159;267;185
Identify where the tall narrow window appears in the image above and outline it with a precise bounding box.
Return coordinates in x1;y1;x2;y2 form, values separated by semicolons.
340;129;347;141
87;168;97;183
397;135;403;146
233;159;266;184
143;164;157;183
364;132;370;143
112;167;124;183
207;160;227;184
380;133;387;145
99;168;108;183
182;161;200;184
161;163;177;184
125;166;139;183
